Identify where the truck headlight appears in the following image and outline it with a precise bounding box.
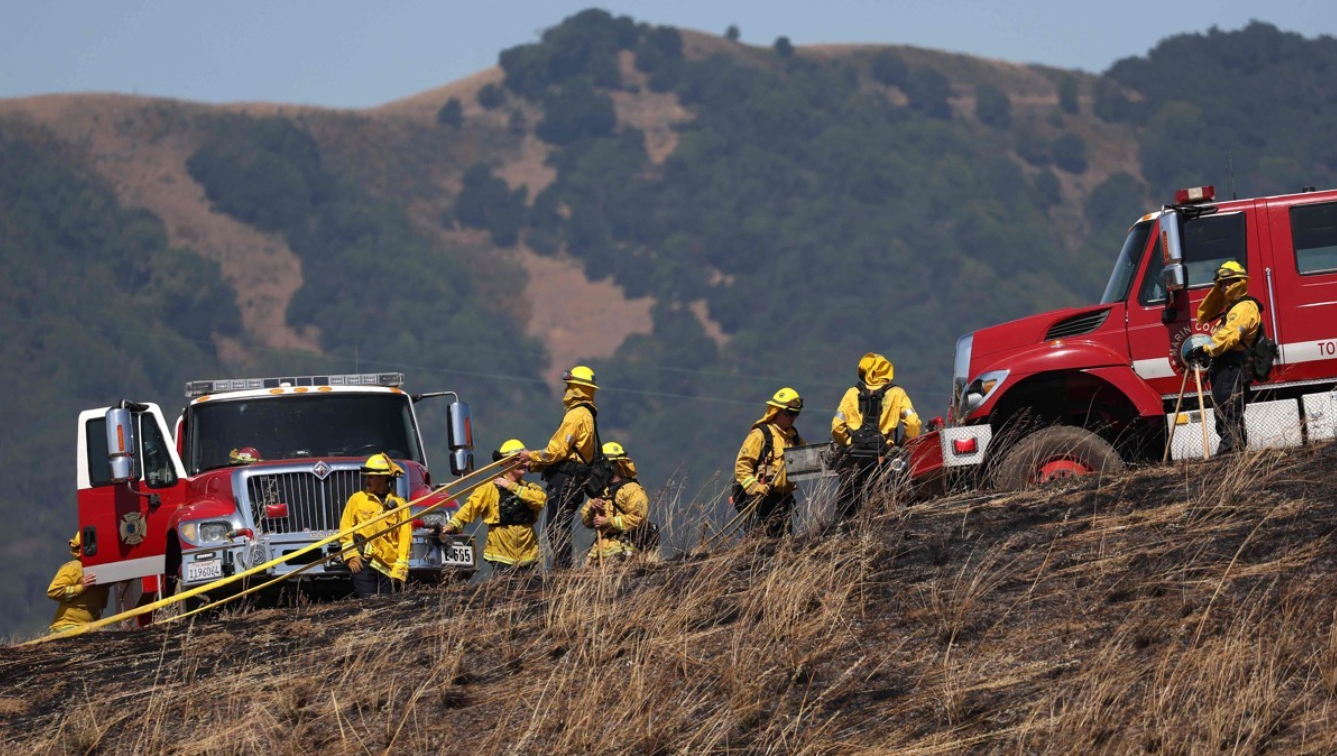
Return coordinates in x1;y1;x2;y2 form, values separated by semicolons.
180;520;232;545
961;370;1009;417
418;512;449;530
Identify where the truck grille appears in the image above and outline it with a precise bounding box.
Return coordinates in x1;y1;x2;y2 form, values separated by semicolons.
1044;309;1110;340
245;470;363;534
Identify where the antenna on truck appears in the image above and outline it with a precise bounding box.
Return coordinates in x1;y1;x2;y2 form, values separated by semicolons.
1228;151;1237;200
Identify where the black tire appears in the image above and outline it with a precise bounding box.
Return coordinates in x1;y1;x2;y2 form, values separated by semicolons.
991;426;1124;492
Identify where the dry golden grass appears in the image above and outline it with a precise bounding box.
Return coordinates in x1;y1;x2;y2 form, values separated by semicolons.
5;442;1337;755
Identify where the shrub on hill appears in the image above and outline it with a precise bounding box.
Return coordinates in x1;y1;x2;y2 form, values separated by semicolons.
974;83;1012;128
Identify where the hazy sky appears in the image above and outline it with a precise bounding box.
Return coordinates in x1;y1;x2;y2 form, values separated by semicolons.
3;1;1336;109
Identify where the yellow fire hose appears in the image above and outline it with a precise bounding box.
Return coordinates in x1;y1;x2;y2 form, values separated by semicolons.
157;469;509;626
24;456;515;646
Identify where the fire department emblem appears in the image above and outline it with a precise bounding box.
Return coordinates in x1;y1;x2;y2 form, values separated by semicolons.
119;512;146;545
312;460;331;480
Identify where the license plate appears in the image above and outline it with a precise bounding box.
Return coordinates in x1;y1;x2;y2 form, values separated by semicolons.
185;559;223;583
444;540;474;567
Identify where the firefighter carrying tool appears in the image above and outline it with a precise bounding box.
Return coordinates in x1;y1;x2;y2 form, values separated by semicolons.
581;441;649;566
1190;261;1262;454
830;353;922;524
438;439;547;574
339;453;412;597
519;366;601;570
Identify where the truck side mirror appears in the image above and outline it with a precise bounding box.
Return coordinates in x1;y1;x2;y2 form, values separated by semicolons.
1158;211;1186;294
445;401;475;475
1158;211;1187;323
105;407;137;483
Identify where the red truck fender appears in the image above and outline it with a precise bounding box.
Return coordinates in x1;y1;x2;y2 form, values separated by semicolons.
973;340;1141;417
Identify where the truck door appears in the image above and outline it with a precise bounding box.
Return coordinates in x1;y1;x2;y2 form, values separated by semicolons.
1126;209;1258;397
1260;195;1337;383
77;404;189;584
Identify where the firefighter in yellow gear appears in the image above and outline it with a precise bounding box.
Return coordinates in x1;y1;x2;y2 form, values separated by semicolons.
439;439;547;573
581;442;650;565
830;353;923;522
47;533;110;633
339;453;411;596
518;365;600;569
1191;260;1262;453
734;387;806;537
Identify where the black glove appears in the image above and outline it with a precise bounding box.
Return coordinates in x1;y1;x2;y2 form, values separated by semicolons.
1186;345;1209;367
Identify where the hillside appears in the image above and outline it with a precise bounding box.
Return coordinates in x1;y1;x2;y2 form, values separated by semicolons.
2;12;1337;638
4;444;1336;754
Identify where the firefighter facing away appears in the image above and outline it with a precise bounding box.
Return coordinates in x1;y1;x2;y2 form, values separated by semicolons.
581;441;649;565
518;366;601;569
47;532;110;634
437;439;547;573
734;387;806;537
339;453;412;597
1189;261;1261;454
830;353;922;523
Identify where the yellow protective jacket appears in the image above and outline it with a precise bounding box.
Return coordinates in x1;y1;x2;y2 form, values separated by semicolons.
339;490;412;581
831;353;922;447
735;409;804;496
530;385;598;470
47;559;110;633
448;480;547;566
1197;279;1261;358
581;475;648;562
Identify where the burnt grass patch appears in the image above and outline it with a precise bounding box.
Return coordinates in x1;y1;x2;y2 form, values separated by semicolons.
3;442;1337;754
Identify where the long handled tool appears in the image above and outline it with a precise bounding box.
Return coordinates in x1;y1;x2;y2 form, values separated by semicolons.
156;468;513;626
25;456;516;646
1193;365;1212;459
1162;367;1193;464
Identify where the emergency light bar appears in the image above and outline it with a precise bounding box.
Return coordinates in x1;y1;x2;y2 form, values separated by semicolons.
185;373;404;397
1174;185;1215;204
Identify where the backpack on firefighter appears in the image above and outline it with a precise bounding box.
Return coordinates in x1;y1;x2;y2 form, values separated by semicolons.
845;383;906;462
1221;296;1280;382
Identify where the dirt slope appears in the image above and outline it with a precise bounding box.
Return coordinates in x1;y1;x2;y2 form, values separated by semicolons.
5;443;1336;754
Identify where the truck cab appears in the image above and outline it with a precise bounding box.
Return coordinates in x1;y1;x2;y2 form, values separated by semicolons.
76;373;477;610
926;185;1337;489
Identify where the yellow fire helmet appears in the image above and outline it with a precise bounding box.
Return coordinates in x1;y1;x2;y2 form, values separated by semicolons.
1214;260;1248;282
766;387;804;412
562;365;600;389
69;532;81;553
497;439;526;458
602;441;628;460
360;453;405;477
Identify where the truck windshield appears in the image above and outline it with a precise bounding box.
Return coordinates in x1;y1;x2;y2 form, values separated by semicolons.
1100;220;1154;304
185;393;423;474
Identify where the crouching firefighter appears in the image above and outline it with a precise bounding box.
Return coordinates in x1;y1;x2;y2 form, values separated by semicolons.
47;532;110;634
830;352;922;524
338;453;411;597
519;366;601;570
437;439;547;574
581;442;654;566
733;388;806;537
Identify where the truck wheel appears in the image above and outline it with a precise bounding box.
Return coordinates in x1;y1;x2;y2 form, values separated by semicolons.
991;426;1124;491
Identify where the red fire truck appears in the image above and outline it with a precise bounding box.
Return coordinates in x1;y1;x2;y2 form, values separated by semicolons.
909;184;1337;490
76;372;477;612
790;185;1337;492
